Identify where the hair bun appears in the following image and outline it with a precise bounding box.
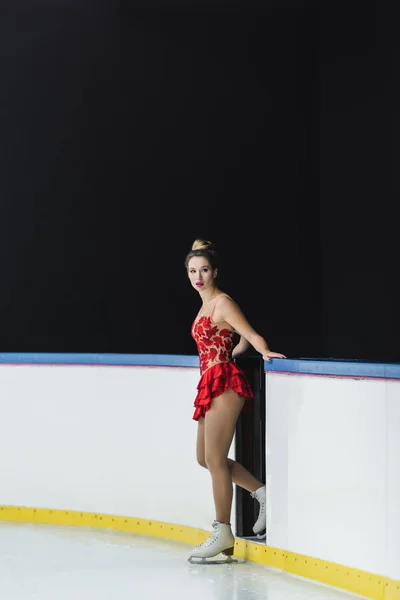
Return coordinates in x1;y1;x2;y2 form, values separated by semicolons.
185;238;219;270
192;239;214;252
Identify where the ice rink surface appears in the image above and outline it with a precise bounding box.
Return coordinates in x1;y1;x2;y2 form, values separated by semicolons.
0;522;364;600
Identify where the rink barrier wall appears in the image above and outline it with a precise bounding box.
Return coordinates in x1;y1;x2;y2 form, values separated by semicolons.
264;358;400;594
0;353;399;600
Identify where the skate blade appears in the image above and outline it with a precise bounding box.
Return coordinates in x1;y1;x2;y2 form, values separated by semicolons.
243;527;267;540
250;528;266;539
188;555;238;565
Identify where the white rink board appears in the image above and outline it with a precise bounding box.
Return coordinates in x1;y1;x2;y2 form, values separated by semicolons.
0;364;233;534
0;356;399;583
386;381;400;579
265;370;400;581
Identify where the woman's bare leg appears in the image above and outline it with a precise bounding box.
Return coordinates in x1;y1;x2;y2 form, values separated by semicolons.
203;389;263;523
197;406;263;493
227;459;263;493
196;417;207;468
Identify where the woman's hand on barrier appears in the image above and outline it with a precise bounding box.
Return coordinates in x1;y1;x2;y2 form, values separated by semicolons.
262;351;287;362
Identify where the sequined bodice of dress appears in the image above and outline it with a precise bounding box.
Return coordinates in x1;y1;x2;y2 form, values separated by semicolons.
191;315;234;375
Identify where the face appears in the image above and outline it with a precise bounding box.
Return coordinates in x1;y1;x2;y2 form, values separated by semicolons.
187;256;217;292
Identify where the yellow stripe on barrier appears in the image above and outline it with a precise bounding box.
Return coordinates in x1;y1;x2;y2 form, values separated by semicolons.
1;505;399;600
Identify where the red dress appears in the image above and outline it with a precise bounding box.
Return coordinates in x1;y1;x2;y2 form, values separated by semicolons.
191;315;254;421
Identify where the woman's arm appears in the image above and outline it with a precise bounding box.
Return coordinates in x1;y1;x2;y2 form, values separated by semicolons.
217;296;286;362
232;335;251;358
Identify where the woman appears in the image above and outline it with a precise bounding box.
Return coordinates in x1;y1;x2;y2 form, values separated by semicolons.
185;239;286;563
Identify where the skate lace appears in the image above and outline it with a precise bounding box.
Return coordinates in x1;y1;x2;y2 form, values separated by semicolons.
251;492;266;519
195;522;219;549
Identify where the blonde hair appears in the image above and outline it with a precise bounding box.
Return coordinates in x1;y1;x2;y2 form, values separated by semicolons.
184;238;219;271
191;239;213;252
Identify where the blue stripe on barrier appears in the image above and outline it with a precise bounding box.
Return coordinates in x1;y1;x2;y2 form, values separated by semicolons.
0;353;200;368
264;357;400;379
0;353;399;379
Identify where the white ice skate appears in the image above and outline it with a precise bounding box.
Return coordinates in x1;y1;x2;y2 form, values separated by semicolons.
188;521;237;564
251;485;266;537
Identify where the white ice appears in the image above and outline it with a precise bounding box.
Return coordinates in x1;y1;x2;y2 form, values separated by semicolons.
0;522;364;600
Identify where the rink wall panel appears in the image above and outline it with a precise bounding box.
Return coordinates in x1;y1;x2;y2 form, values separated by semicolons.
0;353;399;599
386;382;400;579
265;361;400;584
0;359;233;533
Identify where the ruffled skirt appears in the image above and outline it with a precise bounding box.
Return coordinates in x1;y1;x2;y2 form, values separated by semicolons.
192;361;254;421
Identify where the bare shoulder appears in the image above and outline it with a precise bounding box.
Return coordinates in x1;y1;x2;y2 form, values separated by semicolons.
214;293;242;319
216;293;236;306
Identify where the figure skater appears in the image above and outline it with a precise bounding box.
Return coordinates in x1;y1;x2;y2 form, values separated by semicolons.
185;239;286;563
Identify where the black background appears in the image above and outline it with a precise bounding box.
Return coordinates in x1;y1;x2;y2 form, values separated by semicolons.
1;0;399;362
